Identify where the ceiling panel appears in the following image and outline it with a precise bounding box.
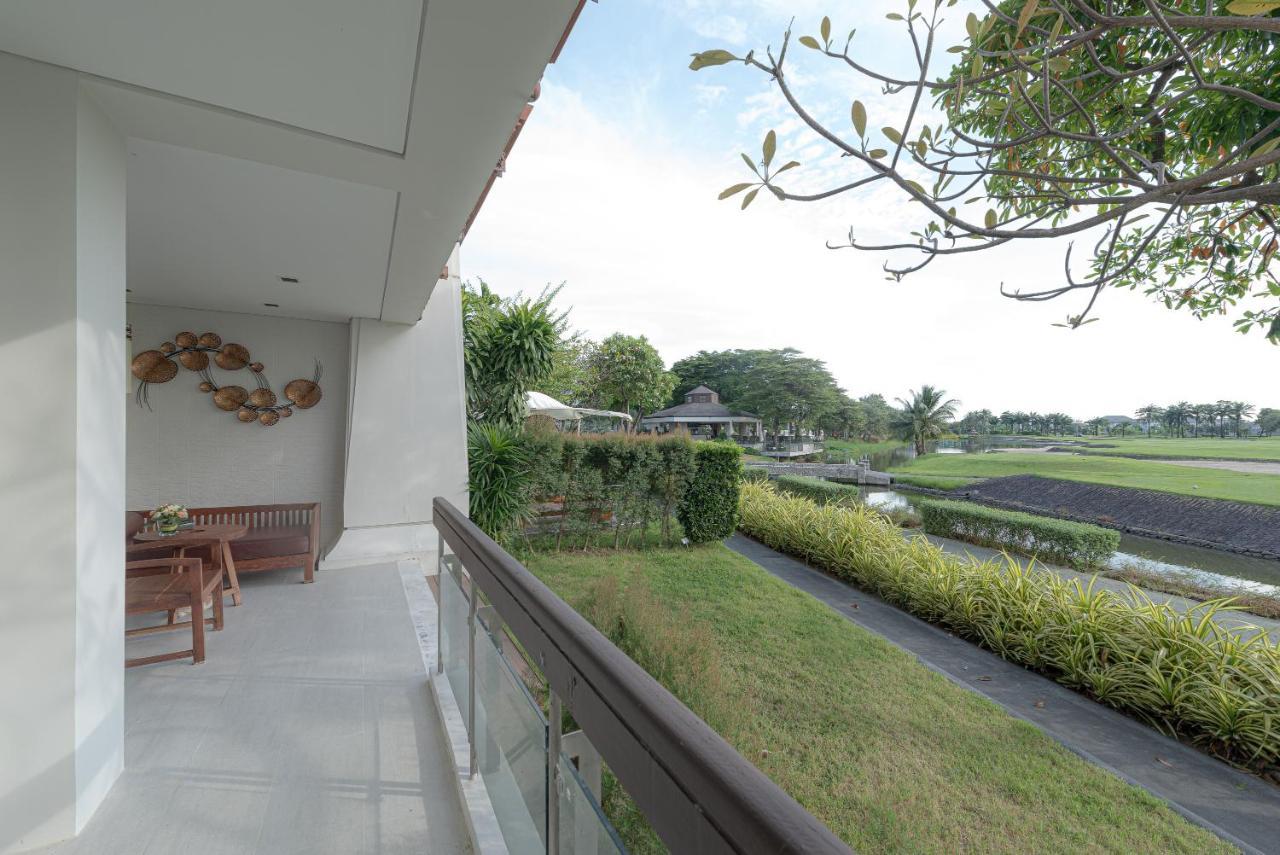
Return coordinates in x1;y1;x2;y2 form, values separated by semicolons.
0;0;423;150
126;138;397;322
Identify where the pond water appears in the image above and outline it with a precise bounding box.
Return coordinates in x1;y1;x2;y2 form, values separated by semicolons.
858;487;1280;595
1110;534;1280;594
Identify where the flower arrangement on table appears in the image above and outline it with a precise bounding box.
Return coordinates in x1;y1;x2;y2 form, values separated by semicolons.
150;504;190;535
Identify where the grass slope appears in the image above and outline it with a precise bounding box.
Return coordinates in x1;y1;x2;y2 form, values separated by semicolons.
823;438;906;457
892;451;1280;506
1070;436;1280;461
524;545;1233;855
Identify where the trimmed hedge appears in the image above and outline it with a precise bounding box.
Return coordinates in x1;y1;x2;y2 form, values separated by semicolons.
737;482;1280;771
678;441;743;543
775;474;861;504
524;429;696;547
918;499;1119;569
521;430;739;546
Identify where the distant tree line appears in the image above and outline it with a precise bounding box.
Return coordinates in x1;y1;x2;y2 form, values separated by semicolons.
667;348;896;440
951;402;1275;439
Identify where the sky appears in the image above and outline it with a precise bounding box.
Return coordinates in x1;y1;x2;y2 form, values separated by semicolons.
464;0;1276;419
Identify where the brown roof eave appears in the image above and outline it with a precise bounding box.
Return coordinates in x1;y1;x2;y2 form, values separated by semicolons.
459;0;588;242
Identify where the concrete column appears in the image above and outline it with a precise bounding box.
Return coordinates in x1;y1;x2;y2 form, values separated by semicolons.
0;54;127;852
322;258;469;569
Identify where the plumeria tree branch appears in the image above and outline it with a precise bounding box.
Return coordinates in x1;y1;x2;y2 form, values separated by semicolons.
691;0;1280;340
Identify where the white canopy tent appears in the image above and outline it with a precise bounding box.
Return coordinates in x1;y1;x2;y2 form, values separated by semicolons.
524;393;633;431
525;391;579;421
575;407;633;423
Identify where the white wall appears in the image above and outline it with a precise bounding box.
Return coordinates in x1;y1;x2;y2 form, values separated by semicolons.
0;54;126;853
324;268;468;566
73;87;127;835
126;304;348;548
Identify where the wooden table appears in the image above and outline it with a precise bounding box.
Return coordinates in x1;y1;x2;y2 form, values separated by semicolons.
134;523;246;606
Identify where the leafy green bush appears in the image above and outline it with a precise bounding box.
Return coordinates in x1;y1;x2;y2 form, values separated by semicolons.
742;467;771;483
678;441;743;543
467;422;532;543
525;431;698;548
737;482;1280;771
775;474;861;505
918;499;1119;569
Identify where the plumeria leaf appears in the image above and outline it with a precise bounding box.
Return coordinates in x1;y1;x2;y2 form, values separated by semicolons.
718;183;755;200
852;100;867;138
688;50;739;70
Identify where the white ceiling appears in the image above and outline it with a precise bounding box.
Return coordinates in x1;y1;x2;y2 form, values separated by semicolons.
0;0;584;324
126;139;397;322
0;0;423;151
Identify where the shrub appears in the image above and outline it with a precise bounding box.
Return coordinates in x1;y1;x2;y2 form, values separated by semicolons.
742;467;771;484
918;499;1119;569
737;482;1280;771
775;474;861;505
467;422;532;543
678;441;743;543
525;431;697;548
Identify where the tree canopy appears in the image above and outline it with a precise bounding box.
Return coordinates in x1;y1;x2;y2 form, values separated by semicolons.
462;280;563;428
691;1;1280;340
583;333;676;424
668;348;900;439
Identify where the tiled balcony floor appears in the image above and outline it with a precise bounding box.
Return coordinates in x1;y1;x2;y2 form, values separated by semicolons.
36;563;470;855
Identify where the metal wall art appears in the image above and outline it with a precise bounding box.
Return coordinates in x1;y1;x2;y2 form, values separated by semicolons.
131;330;322;426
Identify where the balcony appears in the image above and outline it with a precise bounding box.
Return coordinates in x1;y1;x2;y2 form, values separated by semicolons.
27;503;848;854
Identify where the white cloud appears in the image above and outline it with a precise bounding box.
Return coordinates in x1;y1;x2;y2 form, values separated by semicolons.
694;83;728;108
691;14;749;44
464;79;1275;417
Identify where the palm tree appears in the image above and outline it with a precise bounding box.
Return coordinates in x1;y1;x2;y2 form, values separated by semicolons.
1230;401;1255;438
894;385;960;456
1164;402;1191;438
1135;404;1163;437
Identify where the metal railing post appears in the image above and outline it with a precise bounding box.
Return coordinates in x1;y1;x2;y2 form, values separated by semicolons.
467;568;478;778
547;691;562;854
436;532;444;675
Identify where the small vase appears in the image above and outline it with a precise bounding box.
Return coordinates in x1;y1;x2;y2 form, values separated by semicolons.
157;519;179;535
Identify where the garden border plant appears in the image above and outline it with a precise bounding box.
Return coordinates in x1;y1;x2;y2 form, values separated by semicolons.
737;482;1280;774
918;498;1120;570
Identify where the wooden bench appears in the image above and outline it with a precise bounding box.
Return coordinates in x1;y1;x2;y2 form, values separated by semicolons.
132;503;321;583
125;556;225;667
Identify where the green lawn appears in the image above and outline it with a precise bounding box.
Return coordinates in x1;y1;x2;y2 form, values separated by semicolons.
890;472;978;491
1070;436;1280;461
823;438;905;457
891;451;1280;506
524;544;1234;855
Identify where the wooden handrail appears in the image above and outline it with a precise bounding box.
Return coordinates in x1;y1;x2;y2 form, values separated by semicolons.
433;497;852;855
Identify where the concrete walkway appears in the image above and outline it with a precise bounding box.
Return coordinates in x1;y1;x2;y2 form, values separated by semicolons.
726;534;1280;855
902;529;1280;641
34;563;472;855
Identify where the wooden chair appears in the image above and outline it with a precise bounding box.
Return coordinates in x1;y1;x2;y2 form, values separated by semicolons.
125;556;225;667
